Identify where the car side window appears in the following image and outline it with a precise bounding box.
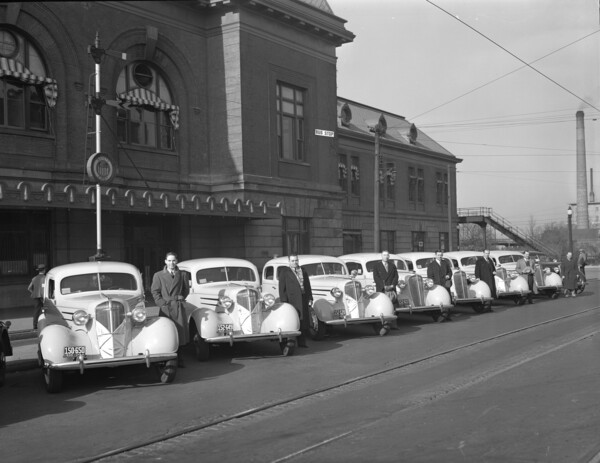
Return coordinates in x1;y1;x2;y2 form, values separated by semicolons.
47;278;55;299
264;266;273;281
346;262;362;274
499;256;512;264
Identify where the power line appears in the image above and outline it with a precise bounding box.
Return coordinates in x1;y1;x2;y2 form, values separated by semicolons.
423;0;600;113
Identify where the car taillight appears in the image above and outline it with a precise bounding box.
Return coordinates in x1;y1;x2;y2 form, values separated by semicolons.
73;310;90;326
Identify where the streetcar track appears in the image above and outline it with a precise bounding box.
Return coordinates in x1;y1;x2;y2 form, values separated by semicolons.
82;305;600;463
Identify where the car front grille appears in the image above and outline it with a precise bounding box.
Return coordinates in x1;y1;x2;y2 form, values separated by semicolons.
95;301;127;358
344;280;362;300
453;271;469;298
407;274;425;306
237;289;262;333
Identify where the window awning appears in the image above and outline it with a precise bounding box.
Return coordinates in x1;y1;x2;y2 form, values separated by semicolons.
118;88;180;130
0;57;58;108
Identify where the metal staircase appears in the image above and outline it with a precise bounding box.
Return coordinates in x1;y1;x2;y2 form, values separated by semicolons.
458;207;555;256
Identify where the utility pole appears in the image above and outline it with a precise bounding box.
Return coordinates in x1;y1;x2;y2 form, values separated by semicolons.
86;32;126;260
370;117;385;252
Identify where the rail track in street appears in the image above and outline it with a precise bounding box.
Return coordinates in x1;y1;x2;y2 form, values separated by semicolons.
83;303;600;463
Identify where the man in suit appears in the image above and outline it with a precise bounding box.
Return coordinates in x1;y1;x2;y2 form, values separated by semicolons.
151;251;190;366
28;264;46;330
475;249;497;299
372;250;398;302
279;255;313;348
427;250;453;294
515;251;535;303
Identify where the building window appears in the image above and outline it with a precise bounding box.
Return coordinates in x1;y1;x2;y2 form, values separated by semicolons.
380;230;395;253
385;162;396;202
283;217;310;255
0;210;50;279
343;230;362;254
350;156;360;196
116;62;176;150
437;172;448;205
409;167;416;202
443;173;448;205
0;28;53;131
276;82;305;161
338;154;348;192
412;231;425;252
417;168;424;203
439;232;449;252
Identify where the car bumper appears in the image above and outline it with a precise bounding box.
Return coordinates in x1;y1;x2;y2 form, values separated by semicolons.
453;297;493;304
395;304;453;314
204;330;302;343
324;315;397;326
45;352;177;371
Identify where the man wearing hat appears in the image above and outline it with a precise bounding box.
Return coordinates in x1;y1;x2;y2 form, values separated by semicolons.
28;264;46;330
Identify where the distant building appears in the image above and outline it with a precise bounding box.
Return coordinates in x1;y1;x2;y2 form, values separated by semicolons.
0;1;459;310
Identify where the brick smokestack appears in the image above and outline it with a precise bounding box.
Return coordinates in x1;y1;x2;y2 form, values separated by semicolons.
575;111;589;228
590;168;595;203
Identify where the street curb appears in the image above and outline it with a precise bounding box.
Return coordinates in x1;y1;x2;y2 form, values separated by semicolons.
9;329;38;341
7;359;39;373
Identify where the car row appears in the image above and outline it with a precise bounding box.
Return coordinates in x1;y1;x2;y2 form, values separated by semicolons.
6;250;572;393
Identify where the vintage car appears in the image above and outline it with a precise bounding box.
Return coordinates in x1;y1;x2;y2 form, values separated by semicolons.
339;253;450;321
395;252;454;321
489;250;524;272
445;251;494;313
37;261;179;393
262;255;396;338
178;258;301;359
0;320;13;387
494;266;530;304
532;261;563;298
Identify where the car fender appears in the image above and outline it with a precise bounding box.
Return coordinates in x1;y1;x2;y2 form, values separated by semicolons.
425;286;452;306
39;324;93;365
261;302;300;332
509;275;529;292
545;273;562;286
130;317;178;354
312;298;337;321
362;292;395;317
188;306;220;338
469;280;492;298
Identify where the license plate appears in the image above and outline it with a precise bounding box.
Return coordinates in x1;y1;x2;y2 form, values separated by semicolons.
63;346;86;358
333;309;346;319
217;323;233;334
398;299;410;307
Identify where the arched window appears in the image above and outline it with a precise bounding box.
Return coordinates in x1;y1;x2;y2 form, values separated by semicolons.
116;62;179;150
0;27;57;131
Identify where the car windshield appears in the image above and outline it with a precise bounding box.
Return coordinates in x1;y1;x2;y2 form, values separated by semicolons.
498;256;514;264
416;258;435;269
460;256;480;266
60;272;137;294
302;262;347;276
196;266;256;284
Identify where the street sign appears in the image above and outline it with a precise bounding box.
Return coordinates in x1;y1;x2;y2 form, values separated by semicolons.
315;129;335;137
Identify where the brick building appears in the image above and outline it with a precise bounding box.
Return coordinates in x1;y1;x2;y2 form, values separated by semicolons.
0;0;459;310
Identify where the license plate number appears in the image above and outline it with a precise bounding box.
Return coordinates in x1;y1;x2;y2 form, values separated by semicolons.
333;309;346;319
63;346;85;358
398;299;410;307
217;323;233;334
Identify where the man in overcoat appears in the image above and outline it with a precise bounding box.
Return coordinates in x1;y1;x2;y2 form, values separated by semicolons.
279;255;313;347
372;250;399;301
475;250;497;299
151;251;190;365
28;264;46;330
560;251;579;297
427;251;453;294
515;251;535;303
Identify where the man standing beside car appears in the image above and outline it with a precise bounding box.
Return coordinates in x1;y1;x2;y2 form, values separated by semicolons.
27;264;46;330
427;251;453;295
151;252;189;366
279;255;312;348
373;250;398;302
475;249;497;300
516;251;535;303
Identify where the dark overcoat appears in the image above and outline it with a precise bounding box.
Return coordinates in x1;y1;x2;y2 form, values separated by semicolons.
151;265;190;345
372;261;399;293
560;257;579;291
427;259;453;287
474;257;497;298
278;266;312;321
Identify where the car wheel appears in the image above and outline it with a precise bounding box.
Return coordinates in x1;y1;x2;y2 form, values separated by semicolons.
472;303;485;314
280;339;296;356
193;330;210;361
156;359;177;384
551;292;559;299
0;348;6;387
43;367;63;393
308;307;326;340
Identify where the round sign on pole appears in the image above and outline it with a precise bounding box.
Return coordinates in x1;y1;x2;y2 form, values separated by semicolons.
87;152;116;184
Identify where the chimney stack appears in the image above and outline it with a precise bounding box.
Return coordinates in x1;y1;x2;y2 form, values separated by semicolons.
575;111;589;228
590;168;595;203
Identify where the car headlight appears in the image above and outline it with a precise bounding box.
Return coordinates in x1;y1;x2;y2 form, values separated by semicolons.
424;278;434;289
330;287;343;298
468;274;478;283
364;285;376;296
131;307;147;323
553;267;560;273
73;310;90;326
219;296;233;309
509;271;518;279
397;280;406;289
263;293;276;308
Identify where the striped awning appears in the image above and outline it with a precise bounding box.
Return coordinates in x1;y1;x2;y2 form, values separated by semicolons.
118;88;179;130
0;57;58;108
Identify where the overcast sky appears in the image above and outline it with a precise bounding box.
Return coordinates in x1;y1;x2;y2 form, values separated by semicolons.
327;0;600;230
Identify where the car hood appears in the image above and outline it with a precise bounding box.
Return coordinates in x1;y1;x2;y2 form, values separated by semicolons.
308;275;356;290
56;292;140;311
